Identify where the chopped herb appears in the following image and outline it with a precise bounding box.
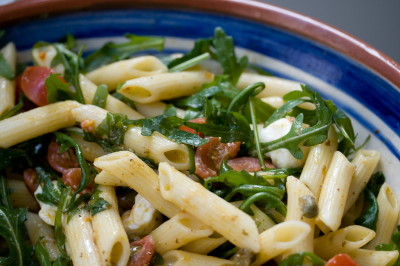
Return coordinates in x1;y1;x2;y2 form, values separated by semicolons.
84;34;165;72
112;91;137;110
54;187;71;260
163;104;177;117
0;52;14;80
54;132;97;195
35;167;61;206
86;189;110;216
92;84;108;108
168;39;213;69
366;171;385;196
169;52;210;72
45;73;74;103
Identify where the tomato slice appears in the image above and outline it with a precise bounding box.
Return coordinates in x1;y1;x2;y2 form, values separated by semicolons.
47;141;79;174
195;137;241;179
326;253;358;266
20;66;56;106
179;117;207;136
128;235;155;266
23;168;39;194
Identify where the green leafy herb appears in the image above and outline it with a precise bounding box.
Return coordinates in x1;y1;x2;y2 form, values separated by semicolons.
91;84;108;108
163;104;177;117
249;97;266;170
0;52;15;80
168;39;213;69
279;252;325;266
0;176;33;266
35;167;61;206
204;170;268;189
212;27;248;84
0;148;29;172
265;99;308;126
150;252;164;265
366;171;385;196
86;190;110;216
34;239;51;266
54;132;97;195
255;168;302;179
261;88;332;160
131;115;208;146
354;188;378;230
169;52;210;72
54;187;71;260
45;73;74;103
84;34;165;72
227;82;265;112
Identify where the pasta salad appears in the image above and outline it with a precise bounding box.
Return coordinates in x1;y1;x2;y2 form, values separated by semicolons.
0;27;399;266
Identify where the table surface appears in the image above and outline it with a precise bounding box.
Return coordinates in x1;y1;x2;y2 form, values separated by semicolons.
263;0;400;63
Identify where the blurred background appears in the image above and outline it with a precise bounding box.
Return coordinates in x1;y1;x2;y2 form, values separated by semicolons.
262;0;400;63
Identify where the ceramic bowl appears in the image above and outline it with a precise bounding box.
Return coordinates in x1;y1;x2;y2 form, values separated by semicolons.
0;0;399;189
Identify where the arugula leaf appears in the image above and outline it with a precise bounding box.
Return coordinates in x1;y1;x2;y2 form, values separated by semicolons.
366;171;385;196
35;239;51;266
204;170;268;189
261;89;332;160
84;34;165;72
244;97;276;124
163;104;177;117
212;27;248;84
265;99;307;126
86;189;110;216
92;84;108;108
0;148;29;172
279;252;324;266
255;168;302;179
132;115;208;146
45;73;74;103
51;43;85;104
240;191;286;215
354;188;378;230
0;177;33;266
94;112;131;151
35;167;61;206
248;98;266;170
169;52;210;72
54;132;97;195
54;187;71;260
227;82;265;112
168;39;213;69
0;52;15;80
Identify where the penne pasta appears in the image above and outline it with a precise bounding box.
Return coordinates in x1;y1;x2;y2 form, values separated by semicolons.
8;179;39;212
181;233;227;255
72;104;190;170
0;100;81;148
158;162;260;253
118;71;213;103
162;250;235;266
348;249;399;266
86;56;168;90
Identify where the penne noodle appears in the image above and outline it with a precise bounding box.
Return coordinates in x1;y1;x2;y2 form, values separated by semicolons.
91;185;130;266
69;132;106;162
86;56;168;90
118;71;213;103
0;100;81;148
8;179;39;212
150;212;213;254
181;233;227;255
314;225;376;260
348;249;399;266
162;250;235;266
72;104;190;170
158;162;260;253
317;151;355;232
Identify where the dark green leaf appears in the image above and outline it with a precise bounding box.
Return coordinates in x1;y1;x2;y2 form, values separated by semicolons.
54;187;71;259
169;52;210;72
244;97;276;124
212;27;248;84
204;170;267;189
0;148;28;172
0;52;14;80
35;167;61;206
163;104;177;117
366;171;385;196
279;252;324;266
265;99;307;126
375;226;400;266
168;38;213;69
84;35;165;72
255;168;302;179
54;132;97;195
45;73;73;103
86;189;110;216
246;64;273;76
227;82;265;112
35;239;51;266
92;84;108;108
240;191;286;215
355;188;378;230
150;252;164;265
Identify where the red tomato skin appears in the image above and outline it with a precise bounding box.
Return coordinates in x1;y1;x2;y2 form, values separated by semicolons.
179;117;207;137
23;168;39;193
128;235;155;266
195;137;241;179
20;66;55;106
62;168;82;191
326;253;358;266
47;141;79;174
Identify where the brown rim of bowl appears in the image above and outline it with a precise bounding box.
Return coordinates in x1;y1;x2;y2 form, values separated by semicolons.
1;0;400;89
